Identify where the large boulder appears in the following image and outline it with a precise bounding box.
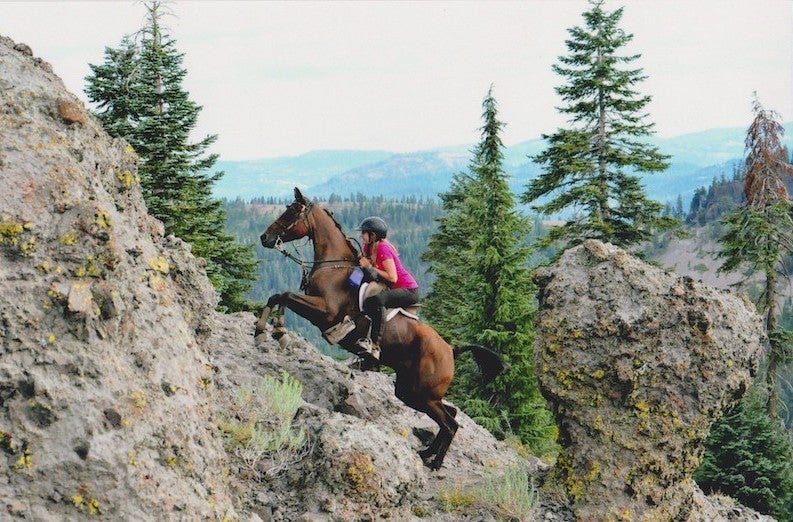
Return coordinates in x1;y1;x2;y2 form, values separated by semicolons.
533;240;766;521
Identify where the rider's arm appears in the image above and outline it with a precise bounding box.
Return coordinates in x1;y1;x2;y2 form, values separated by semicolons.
376;258;398;285
359;255;397;284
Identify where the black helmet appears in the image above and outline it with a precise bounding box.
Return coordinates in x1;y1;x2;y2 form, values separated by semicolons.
357;216;388;238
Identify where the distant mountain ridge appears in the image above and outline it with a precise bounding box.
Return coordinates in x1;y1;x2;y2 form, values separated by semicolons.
212;123;793;205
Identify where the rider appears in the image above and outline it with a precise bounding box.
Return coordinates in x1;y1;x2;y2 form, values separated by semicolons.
356;216;419;361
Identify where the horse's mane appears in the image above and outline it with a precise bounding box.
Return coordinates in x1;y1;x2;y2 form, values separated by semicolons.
321;207;360;258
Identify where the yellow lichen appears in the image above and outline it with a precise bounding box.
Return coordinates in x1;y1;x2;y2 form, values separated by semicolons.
14;449;32;471
0;217;34;254
130;391;147;410
148;256;170;274
94;209;111;229
71;493;101;515
75;255;101;279
58;232;78;246
115;168;136;188
0;217;25;239
345;452;375;491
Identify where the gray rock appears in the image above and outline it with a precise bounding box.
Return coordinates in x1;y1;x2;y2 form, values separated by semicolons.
533;240;768;521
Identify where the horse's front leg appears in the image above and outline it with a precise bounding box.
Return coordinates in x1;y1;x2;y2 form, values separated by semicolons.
254;293;282;336
254;292;330;337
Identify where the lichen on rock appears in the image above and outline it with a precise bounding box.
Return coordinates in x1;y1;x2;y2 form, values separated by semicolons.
533;240;765;521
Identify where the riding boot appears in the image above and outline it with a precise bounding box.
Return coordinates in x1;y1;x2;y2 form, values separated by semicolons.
368;307;386;358
351;337;380;371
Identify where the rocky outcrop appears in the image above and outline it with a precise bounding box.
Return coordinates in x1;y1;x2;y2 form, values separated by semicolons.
533;240;766;521
0;35;538;521
0;35;234;519
0;34;775;521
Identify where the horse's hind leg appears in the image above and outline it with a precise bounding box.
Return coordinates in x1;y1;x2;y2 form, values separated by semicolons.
417;405;456;459
418;433;443;461
418;399;459;470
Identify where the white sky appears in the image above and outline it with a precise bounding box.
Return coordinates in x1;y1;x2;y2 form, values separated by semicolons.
2;1;791;161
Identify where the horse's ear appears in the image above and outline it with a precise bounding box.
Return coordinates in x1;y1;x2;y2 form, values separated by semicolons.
294;187;306;203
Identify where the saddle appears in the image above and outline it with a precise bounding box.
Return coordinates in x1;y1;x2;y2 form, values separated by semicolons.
323;282;420;345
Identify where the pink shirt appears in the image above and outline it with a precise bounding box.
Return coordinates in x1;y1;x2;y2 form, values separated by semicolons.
365;241;418;290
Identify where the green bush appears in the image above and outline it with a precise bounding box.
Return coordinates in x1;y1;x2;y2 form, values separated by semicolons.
220;371;308;479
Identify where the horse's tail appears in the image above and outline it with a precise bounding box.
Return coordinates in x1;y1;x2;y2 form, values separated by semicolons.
453;344;505;385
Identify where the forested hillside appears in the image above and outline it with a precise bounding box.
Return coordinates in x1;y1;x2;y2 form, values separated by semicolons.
225;184;793;429
224;195;450;351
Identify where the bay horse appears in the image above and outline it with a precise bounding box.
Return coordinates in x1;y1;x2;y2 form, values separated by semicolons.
255;188;504;470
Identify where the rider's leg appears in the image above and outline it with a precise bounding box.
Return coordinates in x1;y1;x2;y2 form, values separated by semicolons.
360;293;387;359
361;288;418;356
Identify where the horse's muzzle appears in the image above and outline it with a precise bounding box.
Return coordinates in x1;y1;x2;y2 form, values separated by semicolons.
260;232;276;248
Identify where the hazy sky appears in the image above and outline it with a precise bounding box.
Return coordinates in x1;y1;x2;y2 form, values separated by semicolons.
2;1;790;160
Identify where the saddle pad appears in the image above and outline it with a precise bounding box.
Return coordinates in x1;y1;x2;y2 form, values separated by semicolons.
385;308;420;322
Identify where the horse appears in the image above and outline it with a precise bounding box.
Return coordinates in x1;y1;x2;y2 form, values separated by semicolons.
255;187;504;470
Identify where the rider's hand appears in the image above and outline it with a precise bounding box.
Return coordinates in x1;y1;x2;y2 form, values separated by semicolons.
359;256;372;268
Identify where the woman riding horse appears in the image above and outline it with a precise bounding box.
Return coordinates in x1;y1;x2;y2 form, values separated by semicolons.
256;188;503;470
356;216;420;363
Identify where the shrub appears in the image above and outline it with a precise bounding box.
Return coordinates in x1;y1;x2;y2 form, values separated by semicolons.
220;371;308;479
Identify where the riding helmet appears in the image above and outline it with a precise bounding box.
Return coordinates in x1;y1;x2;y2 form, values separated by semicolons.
357;216;388;238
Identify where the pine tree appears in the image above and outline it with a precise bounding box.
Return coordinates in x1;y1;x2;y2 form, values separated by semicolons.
421;172;478;341
716;97;793;418
522;0;676;249
423;87;556;455
695;386;793;519
84;35;138;138
84;1;257;312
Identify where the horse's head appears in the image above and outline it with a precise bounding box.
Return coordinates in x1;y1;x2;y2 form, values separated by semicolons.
260;187;314;248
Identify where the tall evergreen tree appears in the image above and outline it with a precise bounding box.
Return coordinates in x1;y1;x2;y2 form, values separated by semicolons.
695;386;793;519
84;1;257;312
423;87;556;455
716;98;793;417
522;0;675;249
84;35;138;139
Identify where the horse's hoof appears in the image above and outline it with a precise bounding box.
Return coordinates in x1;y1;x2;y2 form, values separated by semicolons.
272;327;287;340
347;354;380;371
425;458;444;471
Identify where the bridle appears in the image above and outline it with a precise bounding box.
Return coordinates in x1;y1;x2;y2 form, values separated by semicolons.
269;200;360;289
